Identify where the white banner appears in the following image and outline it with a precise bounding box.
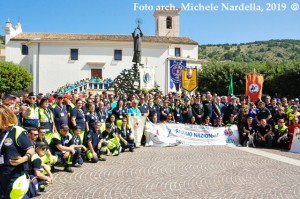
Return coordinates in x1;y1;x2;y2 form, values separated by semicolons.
290;127;300;153
140;66;155;91
145;122;240;147
145;122;180;147
128;115;147;147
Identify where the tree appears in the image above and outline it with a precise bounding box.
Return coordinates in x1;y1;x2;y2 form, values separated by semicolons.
0;35;4;45
197;59;300;98
0;61;32;95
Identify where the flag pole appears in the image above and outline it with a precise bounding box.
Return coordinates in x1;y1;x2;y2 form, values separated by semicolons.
228;74;234;96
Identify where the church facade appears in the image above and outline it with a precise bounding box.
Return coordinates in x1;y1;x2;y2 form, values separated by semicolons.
4;9;199;94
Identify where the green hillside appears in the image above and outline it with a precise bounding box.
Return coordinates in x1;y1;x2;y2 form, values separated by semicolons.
199;39;300;63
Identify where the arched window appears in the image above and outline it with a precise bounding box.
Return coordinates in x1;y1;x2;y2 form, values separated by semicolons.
166;16;172;29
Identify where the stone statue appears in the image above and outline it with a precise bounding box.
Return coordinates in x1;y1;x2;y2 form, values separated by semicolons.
132;25;143;64
108;23;160;94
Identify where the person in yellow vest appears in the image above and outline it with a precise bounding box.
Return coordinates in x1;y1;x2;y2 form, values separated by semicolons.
102;123;120;156
38;98;57;144
22;92;40;129
288;105;300;125
30;142;53;192
273;118;289;149
285;98;295;115
0;105;35;199
36;126;57;170
86;121;107;162
50;125;75;173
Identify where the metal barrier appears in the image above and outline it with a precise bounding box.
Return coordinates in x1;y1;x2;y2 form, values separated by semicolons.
58;81;112;94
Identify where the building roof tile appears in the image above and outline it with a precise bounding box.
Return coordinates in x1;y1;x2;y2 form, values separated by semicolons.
11;32;198;45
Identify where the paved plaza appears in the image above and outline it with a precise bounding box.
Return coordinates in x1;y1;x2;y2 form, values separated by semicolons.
37;146;300;199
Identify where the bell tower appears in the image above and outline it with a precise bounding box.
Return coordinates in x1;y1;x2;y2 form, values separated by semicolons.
154;8;180;37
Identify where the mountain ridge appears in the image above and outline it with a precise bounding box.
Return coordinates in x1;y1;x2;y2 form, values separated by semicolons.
199;39;300;63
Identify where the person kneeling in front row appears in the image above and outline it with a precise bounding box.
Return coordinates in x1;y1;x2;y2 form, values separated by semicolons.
72;126;87;167
256;119;273;148
30;142;54;192
50;124;75;173
118;117;135;152
102;123;121;156
86;121;107;162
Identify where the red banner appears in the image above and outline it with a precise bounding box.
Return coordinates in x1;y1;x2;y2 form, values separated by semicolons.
245;74;264;102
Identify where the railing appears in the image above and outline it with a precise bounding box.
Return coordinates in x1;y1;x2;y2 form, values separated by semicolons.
58;81;113;94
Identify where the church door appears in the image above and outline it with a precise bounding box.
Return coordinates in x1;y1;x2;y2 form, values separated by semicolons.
91;69;102;78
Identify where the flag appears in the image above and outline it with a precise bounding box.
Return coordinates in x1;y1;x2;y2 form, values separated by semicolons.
169;60;186;91
128;115;147;147
181;68;198;92
245;73;264;102
228;74;234;96
140;66;155;91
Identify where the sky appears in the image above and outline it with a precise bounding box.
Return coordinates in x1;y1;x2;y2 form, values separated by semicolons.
1;0;300;44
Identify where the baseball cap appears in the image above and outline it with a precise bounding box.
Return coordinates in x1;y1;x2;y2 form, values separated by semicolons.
37;93;44;99
105;123;112;129
35;142;48;149
63;94;71;99
74;125;82;130
3;94;16;100
28;92;36;97
48;96;55;103
61;124;69;130
295;98;299;102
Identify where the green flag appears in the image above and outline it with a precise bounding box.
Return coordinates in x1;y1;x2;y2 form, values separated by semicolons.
228;74;234;96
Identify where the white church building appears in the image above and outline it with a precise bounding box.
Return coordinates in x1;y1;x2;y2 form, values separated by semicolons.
4;9;199;94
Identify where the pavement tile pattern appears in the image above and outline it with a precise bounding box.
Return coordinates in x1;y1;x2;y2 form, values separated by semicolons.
37;146;300;199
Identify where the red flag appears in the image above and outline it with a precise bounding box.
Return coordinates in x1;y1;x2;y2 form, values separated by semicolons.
245;74;264;102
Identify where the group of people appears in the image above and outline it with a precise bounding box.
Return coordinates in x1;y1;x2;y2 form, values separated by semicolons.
0;91;135;198
1;89;300;198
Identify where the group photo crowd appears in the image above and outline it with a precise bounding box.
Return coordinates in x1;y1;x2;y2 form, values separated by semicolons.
0;89;300;198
